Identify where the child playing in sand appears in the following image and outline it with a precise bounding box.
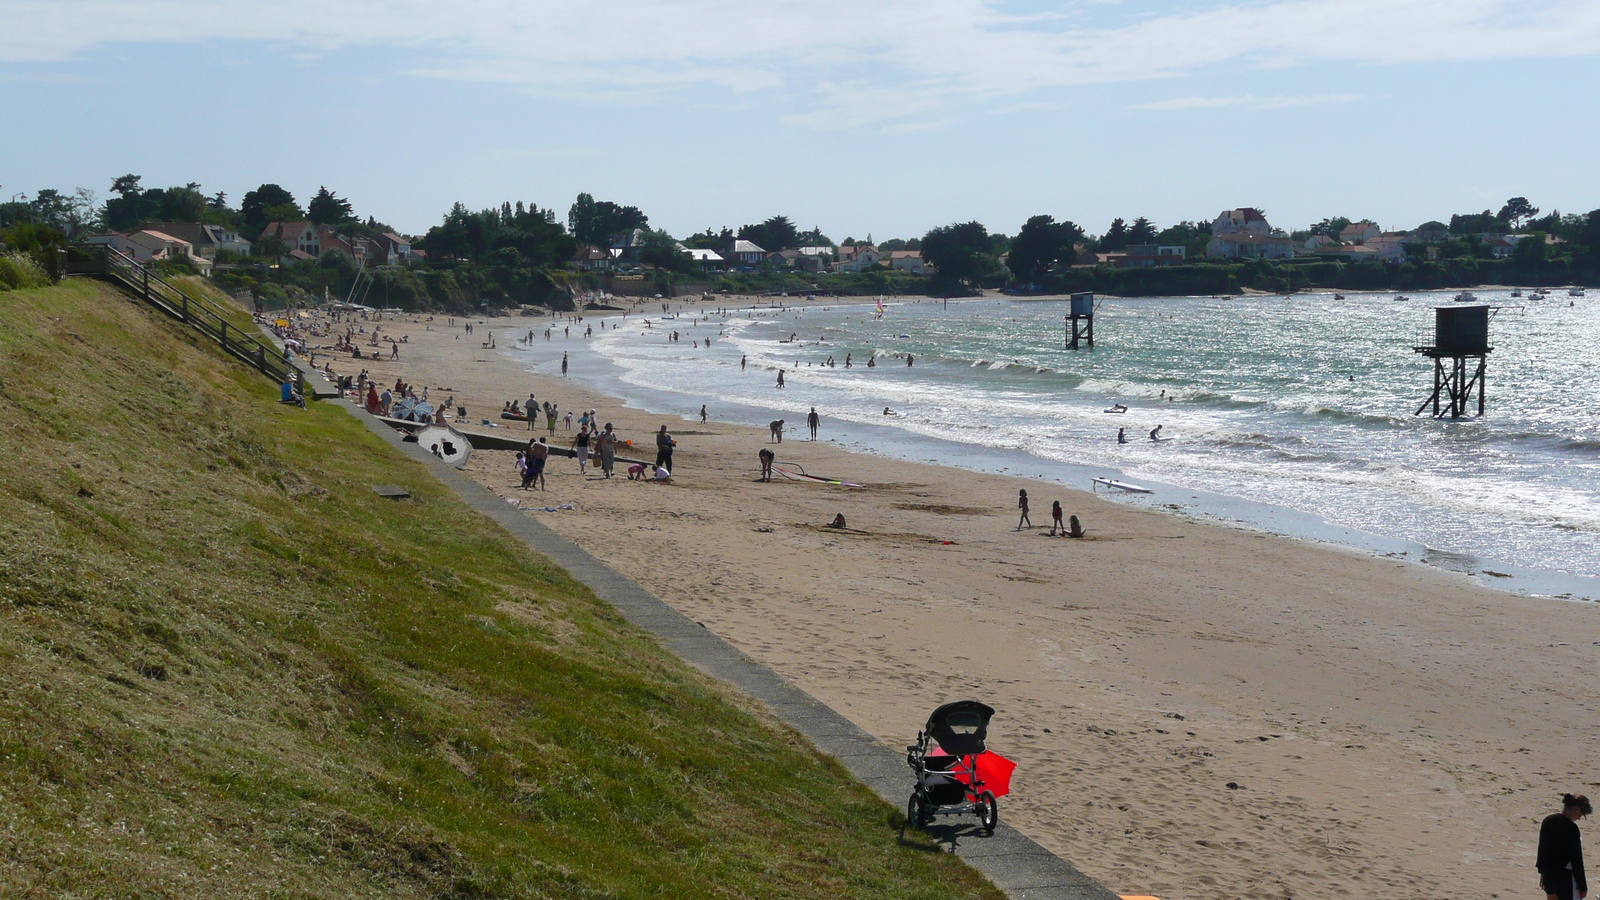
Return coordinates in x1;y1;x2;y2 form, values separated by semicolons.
627;463;646;481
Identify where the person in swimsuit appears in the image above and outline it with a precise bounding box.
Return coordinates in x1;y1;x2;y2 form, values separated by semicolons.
1050;501;1064;536
1017;489;1031;530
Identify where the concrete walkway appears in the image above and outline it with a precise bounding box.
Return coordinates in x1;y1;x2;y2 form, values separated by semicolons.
337;399;1119;900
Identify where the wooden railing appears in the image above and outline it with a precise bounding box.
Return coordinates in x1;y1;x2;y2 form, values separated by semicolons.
80;246;306;395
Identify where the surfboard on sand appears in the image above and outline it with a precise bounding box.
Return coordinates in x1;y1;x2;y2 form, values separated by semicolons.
774;464;863;488
1091;477;1152;493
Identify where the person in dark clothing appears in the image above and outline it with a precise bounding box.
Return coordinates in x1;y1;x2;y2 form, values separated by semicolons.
655;425;675;472
1539;793;1593;900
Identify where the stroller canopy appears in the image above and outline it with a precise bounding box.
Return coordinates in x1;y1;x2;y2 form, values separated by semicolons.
924;700;995;757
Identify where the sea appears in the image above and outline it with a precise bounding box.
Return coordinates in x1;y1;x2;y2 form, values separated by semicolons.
505;289;1600;600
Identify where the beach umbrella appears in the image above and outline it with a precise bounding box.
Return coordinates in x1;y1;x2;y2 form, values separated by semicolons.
392;397;434;422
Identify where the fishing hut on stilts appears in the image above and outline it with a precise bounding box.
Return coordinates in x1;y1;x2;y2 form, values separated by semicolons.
1065;292;1095;350
1412;305;1492;418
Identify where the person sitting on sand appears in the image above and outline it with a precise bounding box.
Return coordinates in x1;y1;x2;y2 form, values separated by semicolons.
651;465;672;483
1050;500;1064;536
1067;515;1086;538
828;513;847;529
1017;489;1032;530
758;448;775;482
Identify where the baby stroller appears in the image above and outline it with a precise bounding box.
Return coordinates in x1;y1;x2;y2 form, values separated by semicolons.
905;700;1015;834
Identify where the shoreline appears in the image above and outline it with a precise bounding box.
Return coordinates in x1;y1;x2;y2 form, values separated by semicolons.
304;295;1600;899
513;291;1599;603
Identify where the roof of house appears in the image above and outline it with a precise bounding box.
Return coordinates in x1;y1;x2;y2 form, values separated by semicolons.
732;240;765;254
886;250;922;260
260;222;314;241
286;249;315;260
380;232;409;245
139;221;206;244
685;249;723;261
1221;208;1268;222
128;230;191;249
797;246;831;256
1340;222;1378;236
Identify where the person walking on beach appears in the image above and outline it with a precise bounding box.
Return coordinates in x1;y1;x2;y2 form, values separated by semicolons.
807;407;820;441
598;423;618;478
527;438;549;491
1050;500;1064;536
561;352;569;377
700;404;707;422
655;425;675;471
1538;793;1592;900
573;426;591;474
1017;489;1032;530
776;370;785;389
527;393;538;429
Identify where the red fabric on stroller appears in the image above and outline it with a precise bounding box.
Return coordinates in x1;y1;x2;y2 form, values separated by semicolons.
927;749;1016;798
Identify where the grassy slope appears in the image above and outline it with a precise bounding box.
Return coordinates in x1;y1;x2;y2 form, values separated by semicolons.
0;279;1001;900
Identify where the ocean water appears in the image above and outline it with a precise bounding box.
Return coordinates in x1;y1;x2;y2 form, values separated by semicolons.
516;290;1600;597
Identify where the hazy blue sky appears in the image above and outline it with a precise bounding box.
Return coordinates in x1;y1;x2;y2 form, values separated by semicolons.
4;0;1599;240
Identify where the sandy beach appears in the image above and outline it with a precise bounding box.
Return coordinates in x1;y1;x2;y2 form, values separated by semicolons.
316;297;1600;900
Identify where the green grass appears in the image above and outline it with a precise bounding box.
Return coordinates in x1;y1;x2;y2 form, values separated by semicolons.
0;279;1001;899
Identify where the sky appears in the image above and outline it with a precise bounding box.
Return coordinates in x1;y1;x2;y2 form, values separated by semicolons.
3;0;1600;241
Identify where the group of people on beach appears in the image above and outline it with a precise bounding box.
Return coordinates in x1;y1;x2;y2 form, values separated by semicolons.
1016;489;1086;538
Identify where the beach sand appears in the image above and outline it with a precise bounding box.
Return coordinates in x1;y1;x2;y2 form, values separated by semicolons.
322;299;1599;900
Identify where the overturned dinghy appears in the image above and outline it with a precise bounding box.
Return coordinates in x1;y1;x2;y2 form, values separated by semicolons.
407;424;473;468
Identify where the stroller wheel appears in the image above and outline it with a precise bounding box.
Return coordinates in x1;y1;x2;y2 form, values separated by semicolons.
977;791;998;835
906;792;928;830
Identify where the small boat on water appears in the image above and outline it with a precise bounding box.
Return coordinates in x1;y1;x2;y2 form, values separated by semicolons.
1571;287;1586;297
1394;294;1410;302
1511;289;1523;298
1454;291;1477;302
1333;293;1345;301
